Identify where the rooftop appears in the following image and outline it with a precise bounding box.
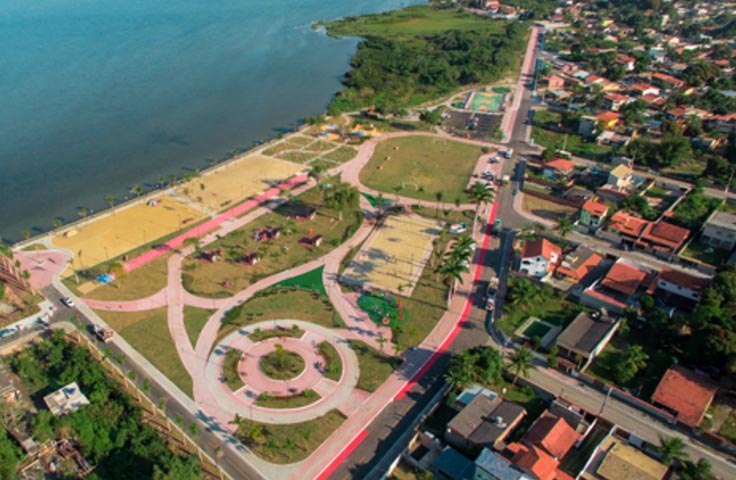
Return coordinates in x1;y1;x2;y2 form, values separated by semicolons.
556;312;619;357
448;395;526;446
596;442;668;480
523;413;580;459
557;248;603;282
522;238;562;261
651;365;718;427
639;221;691;250
608;164;632;180
510;443;558;480
43;382;90;417
607;211;649;238
582;200;609;217
706;210;736;230
545;159;576;172
656;267;710;294
601;262;648;296
433;447;475;480
595;111;621;123
475;448;531;480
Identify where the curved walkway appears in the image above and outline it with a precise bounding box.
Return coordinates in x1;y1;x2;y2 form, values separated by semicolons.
81;288;168;311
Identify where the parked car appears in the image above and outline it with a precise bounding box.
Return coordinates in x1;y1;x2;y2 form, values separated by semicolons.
0;327;18;339
61;297;75;308
486;277;499;312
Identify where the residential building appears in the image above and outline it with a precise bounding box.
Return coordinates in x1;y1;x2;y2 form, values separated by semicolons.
606;165;632;191
592;441;668;480
595;111;621;130
475;448;532;480
543;159;576;182
629;83;660;97
546;75;566;90
555;248;603;282
555;312;620;370
43;382;90;417
615;54;636;72
520;238;562;278
701;210;736;250
580;259;654;313
651;365;718;428
433;447;476;480
578;116;597;136
637;219;691;256
0;362;20;403
599;211;649;247
648;268;710;310
579;200;609;231
446;394;526;451
651;72;685;90
602;93;631;112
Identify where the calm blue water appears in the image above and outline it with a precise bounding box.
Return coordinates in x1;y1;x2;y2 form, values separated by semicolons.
0;0;421;243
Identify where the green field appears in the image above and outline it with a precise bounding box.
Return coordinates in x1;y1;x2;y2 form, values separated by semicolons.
235;410;346;464
531;126;614;161
223;348;245;391
78;253;170;301
273;266;327;296
321;5;503;39
95;307;193;397
348;340;402;392
255;390;321;409
360;136;482;203
318;340;343;382
183;306;214;347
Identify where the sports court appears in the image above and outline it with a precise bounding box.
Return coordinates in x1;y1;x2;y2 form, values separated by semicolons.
464;91;505;113
176;155;303;212
53;195;204;274
341;215;439;295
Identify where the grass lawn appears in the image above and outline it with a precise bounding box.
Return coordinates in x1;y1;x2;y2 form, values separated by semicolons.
183;306;214;348
273;266;327;296
521;194;577;221
318;341;343;382
250;326;304;342
360;136;484;204
281;151;319;164
260;350;305;380
323;146;358;163
255;389;321;409
95;307;193;397
531;126;613;161
681;241;727;267
235;410;346;464
587;331;675;398
348;340;402;392
223;348;244;391
322;4;503;39
217;288;344;344
533;109;562;125
71;253;170;301
181;188;362;298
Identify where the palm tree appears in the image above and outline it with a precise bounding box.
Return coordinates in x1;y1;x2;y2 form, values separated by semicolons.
376;333;387;351
54;218;63;229
308;164;325;187
438;256;469;307
469;181;494;213
22;230;30;240
274;343;286;368
507;278;543;312
435;191;444;218
657;435;689;467
557;216;573;237
105;195;115;209
131;185;142;197
209;156;218;167
509;346;535;385
680;458;715;480
77;208;88;218
450;234;475;260
229;413;244;427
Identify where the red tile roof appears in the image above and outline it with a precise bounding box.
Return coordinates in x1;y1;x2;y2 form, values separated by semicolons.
607;211;649;237
595;111;621;123
545;159;576;172
582;200;608;217
601;262;648;296
652;72;684;86
651;365;718;427
510;443;558;480
604;93;630;102
522;238;562;262
523;414;580;459
657;268;710;294
557;252;602;281
640;221;690;250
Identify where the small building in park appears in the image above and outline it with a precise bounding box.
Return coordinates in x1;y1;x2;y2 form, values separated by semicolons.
651;365;718;428
44;382;90;417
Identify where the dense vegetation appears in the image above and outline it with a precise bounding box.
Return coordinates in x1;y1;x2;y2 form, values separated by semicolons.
323;5;527;114
4;331;200;480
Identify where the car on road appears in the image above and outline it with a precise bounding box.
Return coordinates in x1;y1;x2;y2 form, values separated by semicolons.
481;170;495;180
488;156;500;164
0;327;18;339
486;277;499;313
61;297;75;308
91;324;114;343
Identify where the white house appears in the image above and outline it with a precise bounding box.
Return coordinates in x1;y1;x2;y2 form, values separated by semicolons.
520;238;562;278
654;268;710;302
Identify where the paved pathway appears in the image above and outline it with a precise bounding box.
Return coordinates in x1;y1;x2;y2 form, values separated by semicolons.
81;289;168;311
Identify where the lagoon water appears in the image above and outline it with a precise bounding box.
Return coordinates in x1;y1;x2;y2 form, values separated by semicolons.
0;0;421;243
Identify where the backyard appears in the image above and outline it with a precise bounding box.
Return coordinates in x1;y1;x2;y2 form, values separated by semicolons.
360;136;484;204
181;188;362;298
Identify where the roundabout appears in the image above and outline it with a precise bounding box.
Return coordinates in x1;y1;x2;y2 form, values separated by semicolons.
258;348;305;381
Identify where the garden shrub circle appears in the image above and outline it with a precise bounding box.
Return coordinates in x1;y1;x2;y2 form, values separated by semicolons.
259;349;306;380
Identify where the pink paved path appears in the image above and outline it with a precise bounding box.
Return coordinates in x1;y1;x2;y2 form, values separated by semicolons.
82;289;168;311
123;174;308;272
14;250;69;290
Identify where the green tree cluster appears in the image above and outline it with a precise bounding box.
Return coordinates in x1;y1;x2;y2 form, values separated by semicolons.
6;331;201;480
445;346;503;391
671;187;721;229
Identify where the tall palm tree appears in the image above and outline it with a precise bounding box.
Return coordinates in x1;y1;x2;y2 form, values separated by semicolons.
105;195;115;209
435;191;444;218
54;218;63;229
507;278;543;312
681;458;715;480
557;216;573;237
439;256;469;307
509;346;535;385
469;181;494;213
376;333;387;351
131;185;142;197
308;164;325;186
657;435;689;467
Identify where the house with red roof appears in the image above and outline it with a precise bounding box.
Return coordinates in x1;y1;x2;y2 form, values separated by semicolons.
615;54;636;72
579;200;609;231
520;239;562;279
603;93;632;112
636;220;691;257
649;267;710;305
581;259;654;313
629;83;660;97
555;247;603;282
651;365;718;428
543;159;576;182
546;75;566;91
595;111;621;130
598;211;649;248
651;72;685;90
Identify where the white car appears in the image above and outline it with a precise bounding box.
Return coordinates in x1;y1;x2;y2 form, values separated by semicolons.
481;170;495;180
61;297;75;308
488;156;500;164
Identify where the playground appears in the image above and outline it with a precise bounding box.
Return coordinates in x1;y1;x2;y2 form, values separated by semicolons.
341;214;438;295
176;155;303;212
53;195;204;275
464;90;506;113
357;290;409;328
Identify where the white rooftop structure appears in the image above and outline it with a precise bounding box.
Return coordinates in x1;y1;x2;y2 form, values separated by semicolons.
43;382;90;417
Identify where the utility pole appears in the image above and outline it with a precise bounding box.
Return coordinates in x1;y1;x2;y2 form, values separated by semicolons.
598;386;612;417
725;166;736;194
